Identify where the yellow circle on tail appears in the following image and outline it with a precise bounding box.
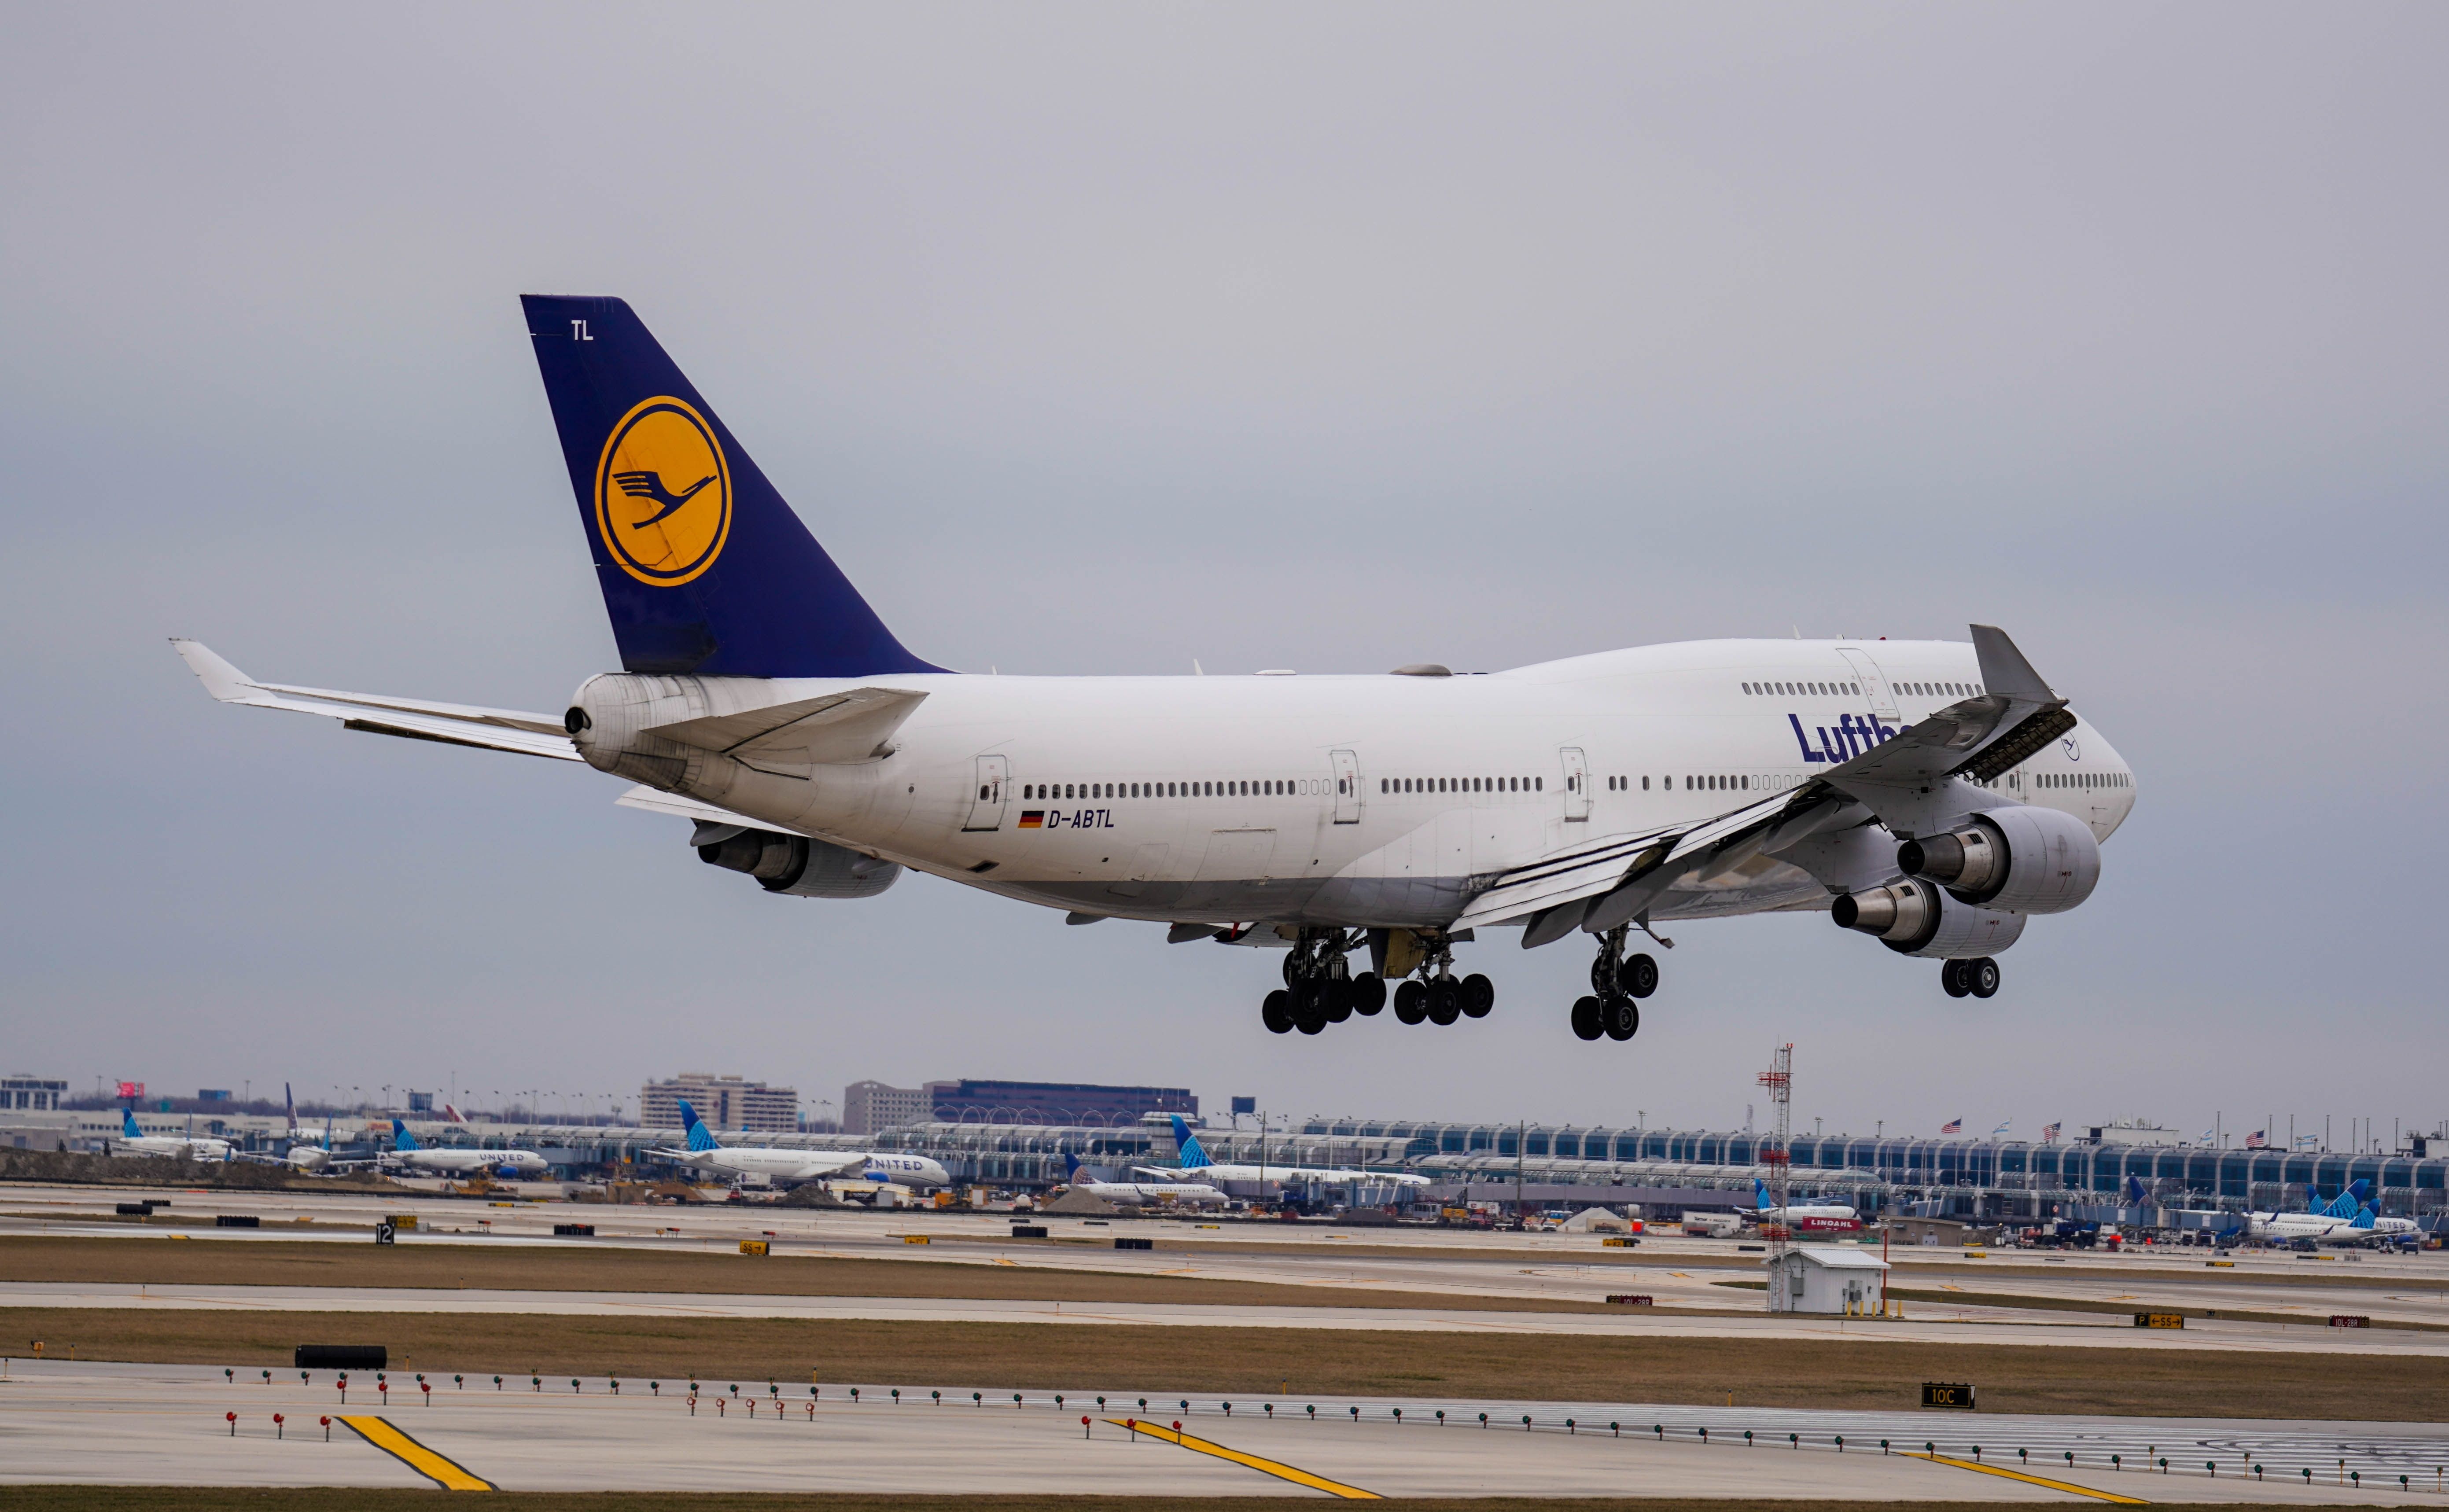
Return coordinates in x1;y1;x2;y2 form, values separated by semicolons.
593;397;732;586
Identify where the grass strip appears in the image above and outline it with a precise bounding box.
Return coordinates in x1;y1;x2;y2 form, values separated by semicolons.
4;1307;2444;1421
0;1236;1608;1313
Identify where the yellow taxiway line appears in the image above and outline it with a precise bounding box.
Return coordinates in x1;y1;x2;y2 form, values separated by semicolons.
338;1415;495;1490
1110;1418;1379;1498
1908;1450;2146;1503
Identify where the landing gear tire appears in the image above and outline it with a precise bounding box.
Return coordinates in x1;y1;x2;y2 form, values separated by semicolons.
1940;959;1971;998
1427;979;1464;1026
1351;972;1387;1016
1323;979;1354;1023
1460;973;1495;1018
1570;995;1604;1041
1262;989;1294;1034
1393;979;1429;1025
1603;996;1639;1041
1618;953;1659;999
1293;993;1329;1034
1968;956;2001;999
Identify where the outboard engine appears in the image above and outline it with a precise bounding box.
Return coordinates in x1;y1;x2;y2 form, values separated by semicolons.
1896;805;2099;913
697;828;902;899
1831;878;2025;958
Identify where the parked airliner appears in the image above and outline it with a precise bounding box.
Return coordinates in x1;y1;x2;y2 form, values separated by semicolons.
110;1108;232;1162
1750;1177;1860;1227
1063;1152;1226;1207
1136;1116;1430;1188
386;1119;549;1178
176;296;2136;1042
650;1098;949;1188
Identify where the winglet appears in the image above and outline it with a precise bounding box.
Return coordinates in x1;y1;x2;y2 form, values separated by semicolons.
171;639;264;704
1969;625;2056;703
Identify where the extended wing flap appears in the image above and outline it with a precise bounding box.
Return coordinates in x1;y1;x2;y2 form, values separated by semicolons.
642;687;927;765
172;639;581;762
614;784;811;838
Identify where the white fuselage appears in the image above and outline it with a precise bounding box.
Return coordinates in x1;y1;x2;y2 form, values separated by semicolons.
115;1135;232;1161
1075;1178;1228;1207
1159;1162;1431;1188
2249;1211;2415;1245
574;638;2133;931
392;1148;549;1177
1760;1203;1860;1224
659;1146;950;1187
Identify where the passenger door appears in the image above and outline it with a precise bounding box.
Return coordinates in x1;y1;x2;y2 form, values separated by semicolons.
1330;750;1363;824
1558;747;1591;821
961;755;1009;831
1835;648;1900;727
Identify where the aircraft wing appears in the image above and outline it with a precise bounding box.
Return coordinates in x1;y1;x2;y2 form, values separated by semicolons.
1459;625;2072;942
787;1151;870;1178
173;640;579;762
614;785;813;839
642;688;928;768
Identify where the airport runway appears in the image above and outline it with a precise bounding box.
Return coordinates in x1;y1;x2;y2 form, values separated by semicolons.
6;1279;2443;1356
5;1359;2446;1500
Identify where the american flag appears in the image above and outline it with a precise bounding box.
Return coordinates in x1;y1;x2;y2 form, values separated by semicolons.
2245;1130;2267;1148
1941;1118;1962;1134
2042;1122;2060;1141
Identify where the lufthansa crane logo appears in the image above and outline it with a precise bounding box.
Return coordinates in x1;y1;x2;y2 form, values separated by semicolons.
593;397;732;586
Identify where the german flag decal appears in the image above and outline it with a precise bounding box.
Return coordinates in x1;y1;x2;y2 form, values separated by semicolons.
1017;811;1044;829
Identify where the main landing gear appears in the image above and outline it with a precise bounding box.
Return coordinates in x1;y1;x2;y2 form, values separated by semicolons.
1941;956;2001;999
1262;929;1388;1035
1572;925;1657;1042
1260;929;1489;1034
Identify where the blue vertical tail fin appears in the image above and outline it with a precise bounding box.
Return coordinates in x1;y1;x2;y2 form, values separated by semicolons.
2125;1175;2148;1204
1170;1115;1211;1170
1753;1177;1772;1211
391;1118;420;1153
520;296;946;679
121;1108;141;1139
676;1097;719;1153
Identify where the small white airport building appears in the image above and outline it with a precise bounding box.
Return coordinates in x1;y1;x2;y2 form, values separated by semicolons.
1767;1245;1890;1314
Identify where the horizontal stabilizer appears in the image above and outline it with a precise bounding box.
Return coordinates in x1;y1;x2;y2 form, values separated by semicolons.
642;687;927;766
171;640;579;762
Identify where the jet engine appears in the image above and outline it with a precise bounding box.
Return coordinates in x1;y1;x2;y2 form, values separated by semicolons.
1831;878;2026;958
1895;805;2099;914
696;828;902;899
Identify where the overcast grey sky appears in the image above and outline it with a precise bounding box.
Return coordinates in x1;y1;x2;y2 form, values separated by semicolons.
3;5;2442;1142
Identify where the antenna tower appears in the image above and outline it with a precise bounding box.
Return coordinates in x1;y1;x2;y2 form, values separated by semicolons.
1757;1042;1793;1312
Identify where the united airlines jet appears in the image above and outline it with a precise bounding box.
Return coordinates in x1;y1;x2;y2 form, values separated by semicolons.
176;297;2136;1042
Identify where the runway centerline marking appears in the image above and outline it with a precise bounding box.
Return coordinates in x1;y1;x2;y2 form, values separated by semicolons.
1908;1450;2146;1504
1111;1417;1379;1498
339;1415;494;1490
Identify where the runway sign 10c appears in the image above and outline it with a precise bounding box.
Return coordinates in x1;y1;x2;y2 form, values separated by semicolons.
1921;1382;1976;1410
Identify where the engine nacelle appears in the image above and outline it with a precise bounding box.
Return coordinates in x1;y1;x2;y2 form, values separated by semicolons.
1896;804;2099;913
1831;879;2026;959
697;829;902;899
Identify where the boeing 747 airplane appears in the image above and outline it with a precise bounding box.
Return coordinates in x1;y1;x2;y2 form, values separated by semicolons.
177;297;2135;1041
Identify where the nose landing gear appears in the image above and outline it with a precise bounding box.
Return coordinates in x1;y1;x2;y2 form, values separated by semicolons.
1574;927;1656;1041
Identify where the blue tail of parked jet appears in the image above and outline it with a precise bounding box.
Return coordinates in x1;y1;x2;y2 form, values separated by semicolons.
2350;1204;2377;1230
1169;1116;1212;1170
392;1118;420;1153
520;295;946;680
121;1108;141;1139
2315;1179;2371;1217
1753;1177;1773;1211
2125;1176;2149;1204
675;1098;720;1153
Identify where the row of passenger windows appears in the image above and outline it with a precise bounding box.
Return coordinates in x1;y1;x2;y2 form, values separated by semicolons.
1739;678;1983;699
1024;779;1340;801
1604;774;1753;792
2040;771;2128;790
1381;776;1542;794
